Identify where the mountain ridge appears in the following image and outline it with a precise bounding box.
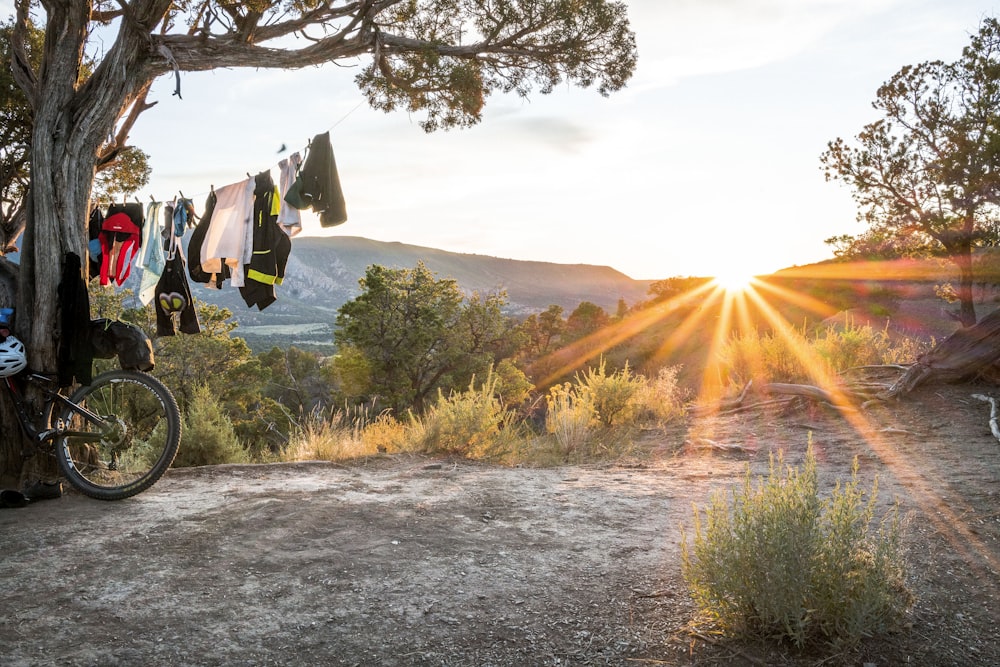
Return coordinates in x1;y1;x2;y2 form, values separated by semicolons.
183;235;656;349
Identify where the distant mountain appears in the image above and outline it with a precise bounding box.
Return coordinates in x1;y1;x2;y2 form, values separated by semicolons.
184;236;655;350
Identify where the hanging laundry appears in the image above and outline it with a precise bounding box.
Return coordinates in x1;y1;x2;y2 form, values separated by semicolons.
240;170;290;311
173;197;197;236
154;208;200;336
187;189;229;288
99;203;144;286
87;207;104;280
106;202;145;245
286;131;347;227
277;152;303;237
155;253;200;336
200;177;254;288
137;200;166;305
57;252;93;387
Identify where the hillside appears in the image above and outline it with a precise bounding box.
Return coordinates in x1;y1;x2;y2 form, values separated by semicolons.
183;236;654;351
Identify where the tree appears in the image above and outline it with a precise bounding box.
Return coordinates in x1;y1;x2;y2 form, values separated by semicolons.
0;17;151;254
0;0;635;482
519;304;566;356
334;262;512;413
0;17;40;253
821;17;1000;326
565;300;609;340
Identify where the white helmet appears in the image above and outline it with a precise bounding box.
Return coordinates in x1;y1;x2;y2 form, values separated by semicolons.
0;336;27;377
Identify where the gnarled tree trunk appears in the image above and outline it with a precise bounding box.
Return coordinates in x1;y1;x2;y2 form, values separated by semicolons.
881;307;1000;398
0;2;158;485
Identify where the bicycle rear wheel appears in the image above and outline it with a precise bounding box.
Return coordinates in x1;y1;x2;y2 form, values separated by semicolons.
54;369;181;500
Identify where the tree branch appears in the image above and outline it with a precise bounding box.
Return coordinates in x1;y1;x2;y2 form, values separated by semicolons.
10;1;38;110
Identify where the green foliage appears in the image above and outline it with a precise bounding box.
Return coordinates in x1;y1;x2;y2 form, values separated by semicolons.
719;322;929;387
334;262;514;414
821;17;1000;325
646;276;713;303
812;320;930;371
576;358;643;427
492;358;534;409
355;0;636;131
517;304;566;356
565;301;610;340
682;446;912;649
258;345;335;415
720;327;806;386
92;146;151;201
173;384;249;467
411;370;522;459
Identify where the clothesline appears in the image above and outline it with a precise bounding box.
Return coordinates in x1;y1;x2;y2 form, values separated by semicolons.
137;101;364;207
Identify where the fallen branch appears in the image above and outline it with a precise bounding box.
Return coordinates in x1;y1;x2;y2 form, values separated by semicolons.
971;394;1000;442
685;437;754;453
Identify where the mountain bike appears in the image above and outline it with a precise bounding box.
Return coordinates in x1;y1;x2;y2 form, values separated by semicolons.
5;367;181;501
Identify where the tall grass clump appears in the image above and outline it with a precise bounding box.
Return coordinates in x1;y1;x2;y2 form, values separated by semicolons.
543;381;597;459
173;384;250;467
813;319;930;371
634;365;688;425
282;404;410;461
681;444;911;649
720;322;930;388
411;371;521;459
719;326;806;386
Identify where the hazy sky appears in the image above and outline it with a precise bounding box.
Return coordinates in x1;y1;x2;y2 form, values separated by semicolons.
16;1;1000;280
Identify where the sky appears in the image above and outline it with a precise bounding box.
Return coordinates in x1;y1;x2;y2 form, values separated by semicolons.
13;0;1000;281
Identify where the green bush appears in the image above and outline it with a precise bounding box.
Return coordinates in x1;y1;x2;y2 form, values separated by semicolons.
681;444;911;649
173;384;249;467
577;358;645;427
413;371;521;459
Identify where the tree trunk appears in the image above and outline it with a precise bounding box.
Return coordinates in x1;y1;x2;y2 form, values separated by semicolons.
881;306;1000;398
0;2;147;483
955;244;977;327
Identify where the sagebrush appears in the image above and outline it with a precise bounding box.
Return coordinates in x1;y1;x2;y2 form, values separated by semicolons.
681;445;912;649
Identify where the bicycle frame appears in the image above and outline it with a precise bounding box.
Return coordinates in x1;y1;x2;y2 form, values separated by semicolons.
4;373;109;451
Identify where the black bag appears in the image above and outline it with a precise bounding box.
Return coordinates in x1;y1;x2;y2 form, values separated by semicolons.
89;319;155;372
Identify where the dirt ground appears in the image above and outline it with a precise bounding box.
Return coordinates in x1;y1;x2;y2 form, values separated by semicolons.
1;381;999;666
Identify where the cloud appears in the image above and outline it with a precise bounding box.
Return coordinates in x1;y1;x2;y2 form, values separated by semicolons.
502;117;594;153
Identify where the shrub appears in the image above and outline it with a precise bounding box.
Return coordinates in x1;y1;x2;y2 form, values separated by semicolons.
719;327;805;386
173;384;249;467
544;381;596;458
634;365;688;425
681;444;911;649
812;319;929;371
577;358;645;427
412;371;521;459
720;323;929;388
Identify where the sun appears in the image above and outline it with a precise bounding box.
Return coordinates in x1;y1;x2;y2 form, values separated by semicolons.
712;268;756;293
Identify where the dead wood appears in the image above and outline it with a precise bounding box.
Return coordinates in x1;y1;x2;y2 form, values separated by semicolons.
880;308;1000;399
972;394;1000;442
692;381;860;416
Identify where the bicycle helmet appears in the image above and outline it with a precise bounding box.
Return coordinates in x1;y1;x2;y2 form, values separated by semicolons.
0;335;27;377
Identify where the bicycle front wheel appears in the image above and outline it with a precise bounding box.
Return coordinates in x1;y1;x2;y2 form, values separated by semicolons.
54;369;181;500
